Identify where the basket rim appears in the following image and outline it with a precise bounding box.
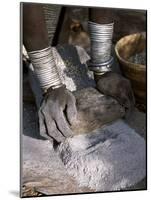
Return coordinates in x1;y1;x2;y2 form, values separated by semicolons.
115;32;146;71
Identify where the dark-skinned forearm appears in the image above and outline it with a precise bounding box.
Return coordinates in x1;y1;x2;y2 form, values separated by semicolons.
89;8;114;24
23;3;49;51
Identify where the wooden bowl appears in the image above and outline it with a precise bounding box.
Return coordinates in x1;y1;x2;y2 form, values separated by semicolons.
115;32;146;104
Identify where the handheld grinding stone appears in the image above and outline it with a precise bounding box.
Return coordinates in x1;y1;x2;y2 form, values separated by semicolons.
71;87;125;135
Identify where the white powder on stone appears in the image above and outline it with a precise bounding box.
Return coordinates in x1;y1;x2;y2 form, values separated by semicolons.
52;46;94;92
58;119;146;191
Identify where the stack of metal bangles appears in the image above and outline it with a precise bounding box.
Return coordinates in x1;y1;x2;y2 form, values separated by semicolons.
28;47;62;91
88;21;114;75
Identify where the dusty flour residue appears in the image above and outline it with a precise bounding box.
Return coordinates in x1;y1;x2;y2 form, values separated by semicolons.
52;46;95;92
58;119;146;191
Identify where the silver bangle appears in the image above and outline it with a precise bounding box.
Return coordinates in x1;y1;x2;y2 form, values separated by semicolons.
28;47;62;91
88;56;113;73
88;21;114;74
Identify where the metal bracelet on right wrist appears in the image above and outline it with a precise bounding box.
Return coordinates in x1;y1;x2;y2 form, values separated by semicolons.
87;56;114;75
88;21;114;75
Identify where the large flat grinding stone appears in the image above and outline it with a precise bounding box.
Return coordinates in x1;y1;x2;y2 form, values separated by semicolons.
22;104;146;195
58;119;146;191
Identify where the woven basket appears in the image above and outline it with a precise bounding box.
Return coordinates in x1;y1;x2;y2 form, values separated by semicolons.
115;32;146;104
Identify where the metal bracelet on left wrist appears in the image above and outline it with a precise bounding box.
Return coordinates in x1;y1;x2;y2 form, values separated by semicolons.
28;46;63;92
